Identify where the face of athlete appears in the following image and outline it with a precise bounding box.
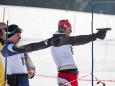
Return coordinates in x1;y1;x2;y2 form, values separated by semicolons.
1;28;6;39
8;33;21;43
0;23;7;39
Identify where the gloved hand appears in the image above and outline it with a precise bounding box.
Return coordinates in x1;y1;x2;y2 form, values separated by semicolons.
96;30;107;40
28;70;35;79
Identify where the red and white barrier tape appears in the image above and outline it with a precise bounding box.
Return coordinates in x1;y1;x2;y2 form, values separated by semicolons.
35;73;115;82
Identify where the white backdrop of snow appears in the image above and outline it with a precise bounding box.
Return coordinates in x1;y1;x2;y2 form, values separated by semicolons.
0;5;115;86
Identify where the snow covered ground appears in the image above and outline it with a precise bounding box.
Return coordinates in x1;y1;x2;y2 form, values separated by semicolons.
0;5;115;86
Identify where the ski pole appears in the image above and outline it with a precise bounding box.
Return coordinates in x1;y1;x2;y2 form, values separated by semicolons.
3;7;5;22
91;0;94;86
4;20;8;85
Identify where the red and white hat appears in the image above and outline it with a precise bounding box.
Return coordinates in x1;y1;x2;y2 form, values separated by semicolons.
58;19;72;29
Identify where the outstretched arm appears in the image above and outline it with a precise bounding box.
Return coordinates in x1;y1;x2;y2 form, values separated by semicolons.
58;30;108;46
13;38;51;53
69;34;96;46
59;34;96;46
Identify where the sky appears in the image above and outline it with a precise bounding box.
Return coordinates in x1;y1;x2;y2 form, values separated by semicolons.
0;5;115;86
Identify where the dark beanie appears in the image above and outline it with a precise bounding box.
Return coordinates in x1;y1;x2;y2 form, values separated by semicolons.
6;24;22;38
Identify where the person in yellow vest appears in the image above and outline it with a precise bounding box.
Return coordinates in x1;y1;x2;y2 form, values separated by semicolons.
0;22;7;86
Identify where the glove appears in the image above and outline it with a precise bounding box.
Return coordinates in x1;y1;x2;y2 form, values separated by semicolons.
28;70;35;79
96;30;107;40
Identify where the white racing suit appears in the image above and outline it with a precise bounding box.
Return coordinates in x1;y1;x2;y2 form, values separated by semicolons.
51;32;97;86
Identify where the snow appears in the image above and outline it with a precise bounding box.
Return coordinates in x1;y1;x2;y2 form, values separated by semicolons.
0;5;115;86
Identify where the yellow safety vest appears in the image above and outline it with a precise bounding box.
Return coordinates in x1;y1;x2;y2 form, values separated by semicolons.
0;42;5;86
